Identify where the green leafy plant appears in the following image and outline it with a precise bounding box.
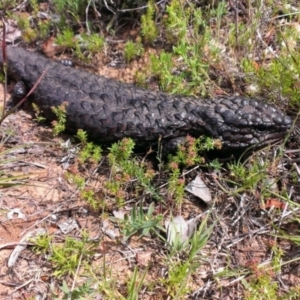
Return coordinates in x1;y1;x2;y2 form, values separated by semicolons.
242;243;283;300
52;0;87;28
56;29;77;49
167;136;218;204
141;0;158;43
53;280;94;300
124;40;144;62
106;138;157;205
65;173;86;190
227;157;271;194
164;0;191;43
16;17;38;43
243;266;278;300
50;231;97;277
242;50;300;105
126;266;148;300
81;33;105;54
76;129;102;164
64;130;104;210
32;103;47;122
150;51;177;92
163;214;213;297
0;0;17;9
32;234;52;254
81;189;105;211
113;202;164;242
38;20;52;40
51;103;67;136
28;0;39;15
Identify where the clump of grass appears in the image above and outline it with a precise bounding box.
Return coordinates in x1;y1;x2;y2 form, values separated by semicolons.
32;103;47;122
33;230;97;278
241;241;297;300
134;70;148;88
51;103;68;136
56;30;105;60
147;1;216;96
241;50;300;106
141;0;158;43
167;136;218;204
16;16;39;43
106;138;157;206
113;202;164;242
54;280;94;300
228;158;270;194
163;214;213;297
56;28;77;49
0;146;31;189
76;129;102;164
0;0;18;9
52;0;87;28
32;234;53;254
124;39;144;62
81;33;105;54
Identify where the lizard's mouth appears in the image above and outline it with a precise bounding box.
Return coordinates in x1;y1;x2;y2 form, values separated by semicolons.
221;121;292;149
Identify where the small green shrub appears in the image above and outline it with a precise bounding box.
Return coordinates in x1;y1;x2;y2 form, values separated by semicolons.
56;28;77;49
51;103;67;136
52;0;87;28
106;138;157;206
141;0;158;43
167;136;218;204
81;33;105;54
113;202;164;242
124;40;144;62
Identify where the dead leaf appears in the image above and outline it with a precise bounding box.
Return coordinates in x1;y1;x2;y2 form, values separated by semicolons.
7;208;26;220
185;175;211;203
261;199;286;210
57;218;79;234
40;36;66;58
166;215;189;247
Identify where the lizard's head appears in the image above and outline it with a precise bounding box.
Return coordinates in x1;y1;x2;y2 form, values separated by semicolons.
207;97;292;149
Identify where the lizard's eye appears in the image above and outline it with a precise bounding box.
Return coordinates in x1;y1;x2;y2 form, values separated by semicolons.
256;125;268;132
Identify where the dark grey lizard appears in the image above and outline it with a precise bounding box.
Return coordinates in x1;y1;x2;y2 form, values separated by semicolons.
0;46;292;149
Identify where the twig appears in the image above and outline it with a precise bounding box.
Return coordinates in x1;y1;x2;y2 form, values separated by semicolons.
1;19;8;121
0;66;49;125
69;251;83;300
0;242;33;250
11;278;34;294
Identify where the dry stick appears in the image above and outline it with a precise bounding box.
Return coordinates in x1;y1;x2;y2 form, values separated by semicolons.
0;66;49;126
69;251;84;299
1;19;8;121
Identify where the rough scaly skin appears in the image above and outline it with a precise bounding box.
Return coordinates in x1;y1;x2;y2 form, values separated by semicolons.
0;46;292;149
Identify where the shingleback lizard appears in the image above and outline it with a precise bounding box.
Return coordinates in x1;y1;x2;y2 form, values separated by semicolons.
0;46;292;150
